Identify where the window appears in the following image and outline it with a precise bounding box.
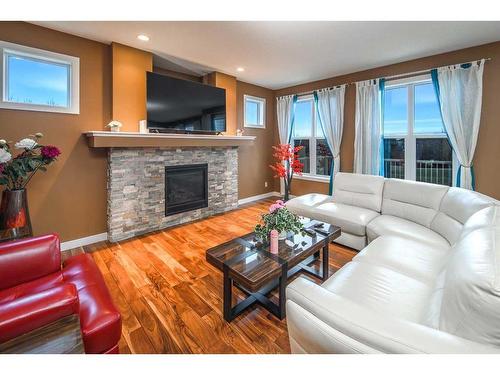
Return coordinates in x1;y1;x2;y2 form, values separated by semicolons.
383;75;455;186
291;96;332;182
244;95;265;128
0;40;79;114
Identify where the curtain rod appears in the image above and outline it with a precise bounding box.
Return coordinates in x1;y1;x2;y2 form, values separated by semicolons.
294;57;491;97
294;84;346;97
380;57;492;83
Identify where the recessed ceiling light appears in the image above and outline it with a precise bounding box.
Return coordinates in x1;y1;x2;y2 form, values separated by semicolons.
236;67;245;72
137;34;150;42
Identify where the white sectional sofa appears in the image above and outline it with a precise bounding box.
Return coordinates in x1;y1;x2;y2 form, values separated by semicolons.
285;172;500;353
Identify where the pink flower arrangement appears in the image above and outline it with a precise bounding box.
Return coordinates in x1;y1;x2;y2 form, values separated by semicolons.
255;199;303;241
269;199;285;213
41;145;61;159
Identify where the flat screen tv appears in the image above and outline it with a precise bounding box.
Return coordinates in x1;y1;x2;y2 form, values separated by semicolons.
146;72;226;134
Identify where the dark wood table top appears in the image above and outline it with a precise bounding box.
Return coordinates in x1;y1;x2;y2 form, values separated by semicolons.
0;314;84;354
206;218;340;292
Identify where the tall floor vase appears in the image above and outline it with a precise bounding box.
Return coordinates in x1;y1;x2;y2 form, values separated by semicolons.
0;189;33;242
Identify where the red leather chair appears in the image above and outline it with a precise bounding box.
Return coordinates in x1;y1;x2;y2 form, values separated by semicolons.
0;234;121;353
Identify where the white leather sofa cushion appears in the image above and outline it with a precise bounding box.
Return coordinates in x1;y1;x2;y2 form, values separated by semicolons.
460;205;500;239
312;202;379;236
285;193;332;218
287;277;500;353
439;208;500;346
366;214;451;249
431;187;495;245
353;236;450;283
332;172;385;212
321;260;434;323
382;179;448;227
421;269;447;329
334;232;367;251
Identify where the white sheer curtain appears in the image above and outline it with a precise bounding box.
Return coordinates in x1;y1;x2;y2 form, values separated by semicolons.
276;95;296;194
315;86;346;194
436;60;485;190
276;95;296;144
354;79;382;175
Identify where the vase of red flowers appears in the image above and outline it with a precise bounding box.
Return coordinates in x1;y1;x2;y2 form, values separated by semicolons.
0;133;61;242
269;144;304;201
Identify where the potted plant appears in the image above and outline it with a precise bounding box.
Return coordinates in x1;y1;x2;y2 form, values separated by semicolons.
0;133;61;241
269;144;304;201
254;200;304;242
106;120;123;132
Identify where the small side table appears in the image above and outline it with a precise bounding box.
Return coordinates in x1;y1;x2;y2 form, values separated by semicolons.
0;314;84;354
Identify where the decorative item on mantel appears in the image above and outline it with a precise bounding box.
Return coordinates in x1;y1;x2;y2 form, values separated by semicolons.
254;200;304;243
236;128;245;137
138;120;148;134
269;143;304;201
0;134;61;242
106;120;123;132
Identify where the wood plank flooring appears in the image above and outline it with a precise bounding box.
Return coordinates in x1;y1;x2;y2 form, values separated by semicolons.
71;198;356;354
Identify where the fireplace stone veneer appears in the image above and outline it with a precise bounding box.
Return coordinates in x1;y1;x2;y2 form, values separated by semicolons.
107;147;238;241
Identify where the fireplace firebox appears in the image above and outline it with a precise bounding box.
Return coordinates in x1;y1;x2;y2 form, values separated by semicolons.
165;164;208;216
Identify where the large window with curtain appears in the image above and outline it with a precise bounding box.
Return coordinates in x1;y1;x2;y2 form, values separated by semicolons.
291;95;333;181
383;75;456;186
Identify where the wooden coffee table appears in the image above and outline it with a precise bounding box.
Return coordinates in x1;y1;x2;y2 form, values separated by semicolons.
206;218;341;322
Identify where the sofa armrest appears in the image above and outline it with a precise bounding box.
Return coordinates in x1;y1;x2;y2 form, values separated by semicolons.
0;283;79;343
286;277;500;354
0;234;61;290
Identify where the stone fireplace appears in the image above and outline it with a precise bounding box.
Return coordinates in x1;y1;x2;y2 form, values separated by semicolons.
107;147;238;241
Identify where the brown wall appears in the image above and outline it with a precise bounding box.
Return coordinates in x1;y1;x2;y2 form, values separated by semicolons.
204;72;238;135
275;41;500;200
236;81;277;199
112;43;152;132
0;22;111;241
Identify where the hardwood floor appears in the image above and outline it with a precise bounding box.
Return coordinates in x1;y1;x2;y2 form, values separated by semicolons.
71;198;356;354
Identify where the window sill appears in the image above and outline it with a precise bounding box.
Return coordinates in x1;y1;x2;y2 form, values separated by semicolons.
0;101;79;114
293;174;330;183
244;123;265;129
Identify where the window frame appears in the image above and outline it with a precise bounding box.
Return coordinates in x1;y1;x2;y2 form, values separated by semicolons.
384;74;457;185
291;95;330;183
243;94;266;128
0;40;80;114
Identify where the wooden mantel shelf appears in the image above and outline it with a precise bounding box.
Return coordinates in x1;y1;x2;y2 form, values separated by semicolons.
84;131;256;148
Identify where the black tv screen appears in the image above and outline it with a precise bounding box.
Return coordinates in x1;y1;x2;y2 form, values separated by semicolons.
146;72;226;134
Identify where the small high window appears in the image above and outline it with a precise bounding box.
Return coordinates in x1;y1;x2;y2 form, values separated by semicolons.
0;40;79;114
244;95;265;128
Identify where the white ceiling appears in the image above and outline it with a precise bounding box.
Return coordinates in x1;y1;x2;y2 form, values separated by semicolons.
34;21;500;90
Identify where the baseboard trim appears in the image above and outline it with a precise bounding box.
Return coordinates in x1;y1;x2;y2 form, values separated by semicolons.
60;232;108;252
238;191;281;206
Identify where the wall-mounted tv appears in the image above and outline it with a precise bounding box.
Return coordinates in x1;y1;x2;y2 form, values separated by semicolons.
146;72;226;134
